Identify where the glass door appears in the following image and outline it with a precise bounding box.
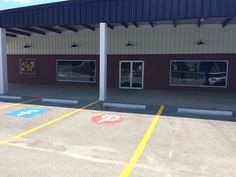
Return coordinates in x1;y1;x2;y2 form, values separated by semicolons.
119;61;144;89
132;61;144;89
120;61;131;88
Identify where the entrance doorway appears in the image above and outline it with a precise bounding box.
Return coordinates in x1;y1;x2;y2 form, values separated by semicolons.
119;61;144;89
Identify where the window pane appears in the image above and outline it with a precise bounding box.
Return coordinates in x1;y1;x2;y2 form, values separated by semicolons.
120;62;131;87
132;62;143;88
57;60;96;82
170;61;228;87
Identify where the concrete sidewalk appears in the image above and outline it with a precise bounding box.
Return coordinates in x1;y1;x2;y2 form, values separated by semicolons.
6;83;236;111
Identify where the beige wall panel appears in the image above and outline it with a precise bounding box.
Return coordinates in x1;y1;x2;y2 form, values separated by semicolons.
7;24;236;55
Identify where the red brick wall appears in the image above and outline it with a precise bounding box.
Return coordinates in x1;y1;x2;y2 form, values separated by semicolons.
107;54;236;92
7;54;236;92
8;55;99;87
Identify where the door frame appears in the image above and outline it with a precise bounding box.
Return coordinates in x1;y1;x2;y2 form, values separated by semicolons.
119;60;144;90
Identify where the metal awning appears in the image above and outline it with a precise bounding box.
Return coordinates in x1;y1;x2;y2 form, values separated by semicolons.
1;0;236;38
1;0;236;28
4;17;236;38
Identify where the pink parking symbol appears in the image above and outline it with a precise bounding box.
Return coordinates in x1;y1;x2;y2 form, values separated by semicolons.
92;115;124;125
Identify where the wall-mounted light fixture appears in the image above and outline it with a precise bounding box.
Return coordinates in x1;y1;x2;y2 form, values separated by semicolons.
24;44;32;48
126;42;133;47
71;43;78;48
197;40;205;45
199;18;206;23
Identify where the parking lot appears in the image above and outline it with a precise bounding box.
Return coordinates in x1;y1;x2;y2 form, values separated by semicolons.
0;97;236;177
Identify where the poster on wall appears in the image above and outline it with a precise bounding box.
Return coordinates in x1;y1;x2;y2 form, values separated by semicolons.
19;59;36;74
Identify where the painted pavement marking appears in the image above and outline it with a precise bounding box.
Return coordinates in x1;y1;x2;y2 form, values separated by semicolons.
92;115;124;124
118;105;165;177
0;100;99;145
6;108;49;118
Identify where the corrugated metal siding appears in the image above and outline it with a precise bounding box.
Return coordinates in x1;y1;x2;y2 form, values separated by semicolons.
7;24;236;55
0;0;235;28
7;30;99;55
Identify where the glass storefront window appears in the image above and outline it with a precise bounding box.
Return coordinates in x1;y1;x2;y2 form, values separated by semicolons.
57;60;96;82
170;60;228;88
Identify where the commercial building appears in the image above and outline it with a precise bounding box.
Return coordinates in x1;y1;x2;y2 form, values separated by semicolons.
0;0;236;101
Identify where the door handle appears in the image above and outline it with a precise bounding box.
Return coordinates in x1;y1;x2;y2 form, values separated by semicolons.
130;73;133;78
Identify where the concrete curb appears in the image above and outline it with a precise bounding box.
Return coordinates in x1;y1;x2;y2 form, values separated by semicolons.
177;108;233;117
103;102;146;110
0;95;22;101
42;98;79;105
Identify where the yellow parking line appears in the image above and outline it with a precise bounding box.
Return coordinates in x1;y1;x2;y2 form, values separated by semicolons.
0;100;99;145
0;97;42;109
118;105;165;177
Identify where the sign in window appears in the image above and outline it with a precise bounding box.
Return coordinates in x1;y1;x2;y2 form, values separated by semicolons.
56;60;96;83
170;60;228;88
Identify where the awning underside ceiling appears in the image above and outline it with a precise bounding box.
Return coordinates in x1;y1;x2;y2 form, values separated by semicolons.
5;17;236;38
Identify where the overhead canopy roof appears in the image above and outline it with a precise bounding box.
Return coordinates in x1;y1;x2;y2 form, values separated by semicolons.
1;0;236;38
0;0;236;29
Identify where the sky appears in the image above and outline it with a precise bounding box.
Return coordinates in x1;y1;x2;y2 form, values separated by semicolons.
0;0;67;10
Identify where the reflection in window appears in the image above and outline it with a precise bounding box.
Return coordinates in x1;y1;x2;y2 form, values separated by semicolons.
170;61;228;87
57;60;96;82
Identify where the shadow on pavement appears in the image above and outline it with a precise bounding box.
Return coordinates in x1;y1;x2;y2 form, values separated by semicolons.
0;96;235;122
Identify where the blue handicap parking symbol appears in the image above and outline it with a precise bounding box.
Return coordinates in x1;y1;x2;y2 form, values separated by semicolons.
6;108;49;118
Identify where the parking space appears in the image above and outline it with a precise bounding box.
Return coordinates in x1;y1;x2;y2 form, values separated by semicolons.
129;110;236;177
0;98;235;177
0;105;68;141
0;98;161;177
0;98;97;143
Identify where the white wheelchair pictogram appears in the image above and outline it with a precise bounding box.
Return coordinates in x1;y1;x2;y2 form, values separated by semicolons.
17;110;40;116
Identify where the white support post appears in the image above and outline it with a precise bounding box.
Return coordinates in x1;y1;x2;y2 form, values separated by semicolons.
99;23;107;101
0;28;8;94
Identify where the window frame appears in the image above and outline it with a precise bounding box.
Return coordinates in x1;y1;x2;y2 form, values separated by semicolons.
56;59;96;83
169;60;229;88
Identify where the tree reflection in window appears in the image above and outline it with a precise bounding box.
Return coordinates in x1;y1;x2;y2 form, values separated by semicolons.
57;60;96;82
170;61;228;87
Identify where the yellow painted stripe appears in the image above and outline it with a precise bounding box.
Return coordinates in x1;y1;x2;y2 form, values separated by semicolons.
118;105;165;177
0;100;99;145
0;97;41;109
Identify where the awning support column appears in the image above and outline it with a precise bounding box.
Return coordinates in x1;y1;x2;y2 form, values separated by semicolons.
99;23;107;101
0;28;8;94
